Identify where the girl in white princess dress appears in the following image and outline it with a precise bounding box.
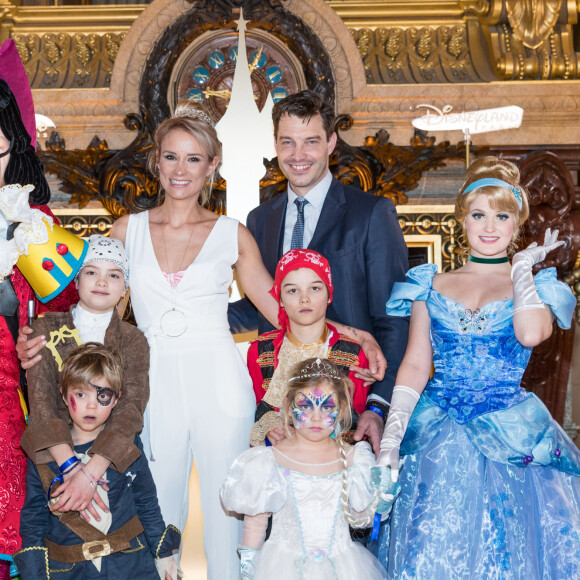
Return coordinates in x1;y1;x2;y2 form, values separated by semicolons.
221;357;387;579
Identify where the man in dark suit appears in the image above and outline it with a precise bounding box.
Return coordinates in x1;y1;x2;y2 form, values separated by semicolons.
229;90;409;451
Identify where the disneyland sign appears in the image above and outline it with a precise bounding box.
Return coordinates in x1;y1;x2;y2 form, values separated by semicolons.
412;105;524;135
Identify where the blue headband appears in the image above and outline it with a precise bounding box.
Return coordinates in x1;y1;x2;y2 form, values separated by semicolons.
462;178;523;209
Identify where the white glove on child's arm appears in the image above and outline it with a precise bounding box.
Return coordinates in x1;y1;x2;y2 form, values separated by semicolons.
238;545;260;580
155;555;179;580
375;385;421;481
511;228;564;314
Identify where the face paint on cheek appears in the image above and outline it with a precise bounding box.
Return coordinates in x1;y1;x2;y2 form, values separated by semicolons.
69;395;77;411
292;405;310;429
322;410;338;429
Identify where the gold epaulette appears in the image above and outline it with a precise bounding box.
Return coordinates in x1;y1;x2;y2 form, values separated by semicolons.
255;329;280;342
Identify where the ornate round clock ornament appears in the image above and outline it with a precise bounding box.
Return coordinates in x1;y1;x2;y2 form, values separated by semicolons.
168;28;306;123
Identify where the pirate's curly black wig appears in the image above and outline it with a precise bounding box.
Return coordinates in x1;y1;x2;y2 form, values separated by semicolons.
0;78;50;205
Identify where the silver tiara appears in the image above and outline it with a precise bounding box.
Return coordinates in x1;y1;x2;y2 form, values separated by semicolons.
289;358;342;382
172;108;215;127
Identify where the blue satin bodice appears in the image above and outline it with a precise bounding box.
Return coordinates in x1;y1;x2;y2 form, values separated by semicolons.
386;264;579;474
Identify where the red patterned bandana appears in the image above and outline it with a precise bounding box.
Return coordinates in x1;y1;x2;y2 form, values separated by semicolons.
270;249;333;330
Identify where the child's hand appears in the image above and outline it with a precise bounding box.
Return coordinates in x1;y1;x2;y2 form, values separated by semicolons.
155;555;179;580
50;467;109;520
266;426;287;445
371;466;401;517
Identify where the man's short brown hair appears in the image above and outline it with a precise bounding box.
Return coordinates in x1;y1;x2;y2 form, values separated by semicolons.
272;90;335;140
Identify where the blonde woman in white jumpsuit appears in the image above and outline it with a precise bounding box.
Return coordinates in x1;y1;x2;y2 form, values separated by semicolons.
111;103;278;579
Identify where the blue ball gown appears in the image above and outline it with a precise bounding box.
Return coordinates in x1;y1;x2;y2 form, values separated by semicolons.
372;263;580;579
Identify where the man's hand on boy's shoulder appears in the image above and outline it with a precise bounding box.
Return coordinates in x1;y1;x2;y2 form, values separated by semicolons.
349;365;377;387
16;325;45;369
353;410;384;456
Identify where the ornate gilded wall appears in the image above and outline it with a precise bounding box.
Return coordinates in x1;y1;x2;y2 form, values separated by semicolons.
1;0;580;148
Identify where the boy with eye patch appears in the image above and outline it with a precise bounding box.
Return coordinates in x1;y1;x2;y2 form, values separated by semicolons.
15;343;180;579
18;235;150;527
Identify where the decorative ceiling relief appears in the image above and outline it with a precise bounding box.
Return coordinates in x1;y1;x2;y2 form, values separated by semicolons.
463;0;578;80
506;0;562;50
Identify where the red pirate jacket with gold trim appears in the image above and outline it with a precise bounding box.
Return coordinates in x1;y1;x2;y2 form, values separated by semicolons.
247;323;368;417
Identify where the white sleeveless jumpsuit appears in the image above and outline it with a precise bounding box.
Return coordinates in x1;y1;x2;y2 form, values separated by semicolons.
125;212;254;579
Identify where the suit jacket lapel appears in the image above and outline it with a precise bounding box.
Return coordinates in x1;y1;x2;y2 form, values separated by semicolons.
308;178;347;250
263;194;287;273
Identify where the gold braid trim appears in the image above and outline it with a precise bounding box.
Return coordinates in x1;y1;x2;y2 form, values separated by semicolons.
155;525;181;559
13;546;50;578
255;330;279;342
121;535;145;554
249;411;284;447
45;325;82;372
334;335;360;346
257;352;275;368
328;350;359;367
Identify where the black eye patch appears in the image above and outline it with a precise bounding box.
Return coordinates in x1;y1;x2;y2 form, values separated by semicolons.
89;382;116;407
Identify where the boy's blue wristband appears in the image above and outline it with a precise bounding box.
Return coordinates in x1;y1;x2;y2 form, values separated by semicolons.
59;456;80;475
367;405;384;419
47;474;64;501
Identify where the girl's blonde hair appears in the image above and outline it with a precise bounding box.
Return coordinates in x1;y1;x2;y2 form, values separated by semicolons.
147;100;221;207
455;156;530;258
282;358;377;528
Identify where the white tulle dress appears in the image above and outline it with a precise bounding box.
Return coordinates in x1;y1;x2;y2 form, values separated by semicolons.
220;442;387;579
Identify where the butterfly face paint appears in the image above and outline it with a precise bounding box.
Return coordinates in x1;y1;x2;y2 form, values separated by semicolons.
89;381;116;407
291;386;338;431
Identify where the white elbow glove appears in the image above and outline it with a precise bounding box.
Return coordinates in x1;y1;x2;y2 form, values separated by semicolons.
511;228;564;315
375;385;421;481
238;545;260;579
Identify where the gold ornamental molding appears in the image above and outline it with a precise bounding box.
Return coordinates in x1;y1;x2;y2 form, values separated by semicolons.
395;205;460;271
0;4;141;88
333;0;580;82
461;0;580;80
0;1;579;86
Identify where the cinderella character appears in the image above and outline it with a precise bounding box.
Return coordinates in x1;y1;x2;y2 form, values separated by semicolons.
372;156;580;578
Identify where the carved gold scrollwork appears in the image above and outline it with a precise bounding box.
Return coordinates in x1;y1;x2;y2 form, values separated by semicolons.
11;32;126;89
353;24;483;83
465;0;578;80
43;33;68;79
506;0;562;49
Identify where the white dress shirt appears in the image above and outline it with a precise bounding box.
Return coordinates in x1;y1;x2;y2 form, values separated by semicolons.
73;304;113;344
282;171;333;254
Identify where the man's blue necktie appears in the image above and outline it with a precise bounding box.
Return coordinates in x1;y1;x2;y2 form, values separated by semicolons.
290;197;308;250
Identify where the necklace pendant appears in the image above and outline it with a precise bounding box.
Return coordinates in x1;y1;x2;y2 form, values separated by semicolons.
160;307;188;337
